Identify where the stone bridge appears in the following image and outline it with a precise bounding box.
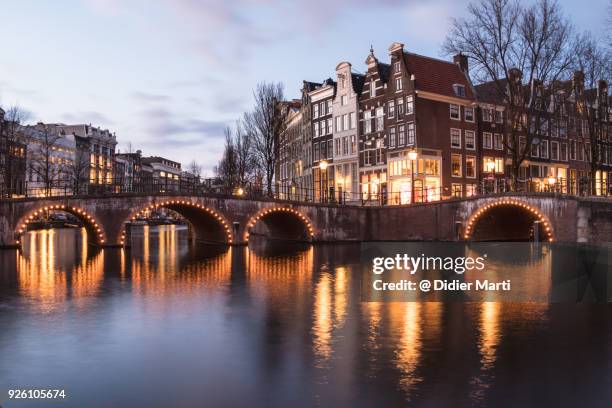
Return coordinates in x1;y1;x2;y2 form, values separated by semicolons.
0;193;610;248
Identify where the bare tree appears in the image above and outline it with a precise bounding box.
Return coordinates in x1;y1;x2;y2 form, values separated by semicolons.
27;125;65;196
243;82;287;196
66;146;90;195
234;119;255;186
215;127;239;190
443;0;576;190
572;33;611;194
187;160;202;179
0;106;30;197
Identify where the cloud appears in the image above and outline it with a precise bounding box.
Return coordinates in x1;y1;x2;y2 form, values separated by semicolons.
131;91;171;103
138;107;227;142
60;111;115;125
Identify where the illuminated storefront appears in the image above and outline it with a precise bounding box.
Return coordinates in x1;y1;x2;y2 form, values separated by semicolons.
387;150;441;204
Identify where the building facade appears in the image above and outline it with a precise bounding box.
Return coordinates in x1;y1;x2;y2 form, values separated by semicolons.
142;156;181;192
309;78;335;202
331;62;363;202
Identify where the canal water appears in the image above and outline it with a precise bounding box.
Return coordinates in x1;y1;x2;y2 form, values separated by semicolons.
0;226;611;407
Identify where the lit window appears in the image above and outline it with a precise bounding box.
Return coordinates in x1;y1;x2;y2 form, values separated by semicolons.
451;154;462;177
466;156;476;178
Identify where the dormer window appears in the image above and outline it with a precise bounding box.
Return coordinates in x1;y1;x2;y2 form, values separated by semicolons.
453;84;466;97
394;62;401;73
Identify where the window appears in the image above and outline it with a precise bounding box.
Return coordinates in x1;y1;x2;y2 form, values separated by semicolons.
320;102;326;116
466;156;476;178
334;139;341;156
560;143;568;161
541;140;549;159
495;110;503;124
395;78;403;91
327;119;333;134
370;80;376;97
314;121;320;137
388;100;395;118
327;140;333;159
364;110;372;134
343;114;349;132
341;95;347;106
397;98;404;115
494;133;503;150
531;143;539;158
551;141;559;160
465;131;475;149
451;128;461;148
389;127;396;148
335;116;342;132
350;135;356;154
406;95;414;115
483;156;504;173
466;184;477;197
483;132;492;149
465;107;474;122
375;107;384;131
398;125;406;145
327;100;333;115
450;104;460;120
313;104;319;118
453;84;466;97
314;143;320;161
394;61;401;73
452;183;463;197
482;108;492;122
349;112;355;129
342;137;348;155
451;154;462;177
407;123;415;145
570;140;576;160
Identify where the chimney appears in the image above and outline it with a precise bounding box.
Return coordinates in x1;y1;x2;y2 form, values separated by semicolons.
453;53;468;74
572;70;585;94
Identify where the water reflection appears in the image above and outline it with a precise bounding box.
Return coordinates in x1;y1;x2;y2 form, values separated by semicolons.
0;228;610;407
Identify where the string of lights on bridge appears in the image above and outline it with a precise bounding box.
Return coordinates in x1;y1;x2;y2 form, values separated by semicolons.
16;205;106;245
464;199;553;242
121;200;234;246
244;207;314;242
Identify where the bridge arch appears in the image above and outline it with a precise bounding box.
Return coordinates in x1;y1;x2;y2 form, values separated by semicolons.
244;206;314;243
14;204;106;246
119;199;232;246
464;199;554;242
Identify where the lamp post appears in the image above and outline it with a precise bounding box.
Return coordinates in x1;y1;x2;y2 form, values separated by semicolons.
408;149;418;204
319;160;328;203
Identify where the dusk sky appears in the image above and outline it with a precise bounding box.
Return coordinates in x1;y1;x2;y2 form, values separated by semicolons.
0;0;608;175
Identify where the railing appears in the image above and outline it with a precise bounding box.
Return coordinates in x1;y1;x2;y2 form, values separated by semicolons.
0;176;610;205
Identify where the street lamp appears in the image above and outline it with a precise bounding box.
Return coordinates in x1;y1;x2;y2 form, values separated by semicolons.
408;149;418;204
236;187;244;196
319;160;328;202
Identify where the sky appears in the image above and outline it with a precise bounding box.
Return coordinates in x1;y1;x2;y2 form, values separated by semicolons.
0;0;609;175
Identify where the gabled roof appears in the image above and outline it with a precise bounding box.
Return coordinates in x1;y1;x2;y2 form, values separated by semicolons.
403;52;475;100
377;62;391;84
475;80;508;104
